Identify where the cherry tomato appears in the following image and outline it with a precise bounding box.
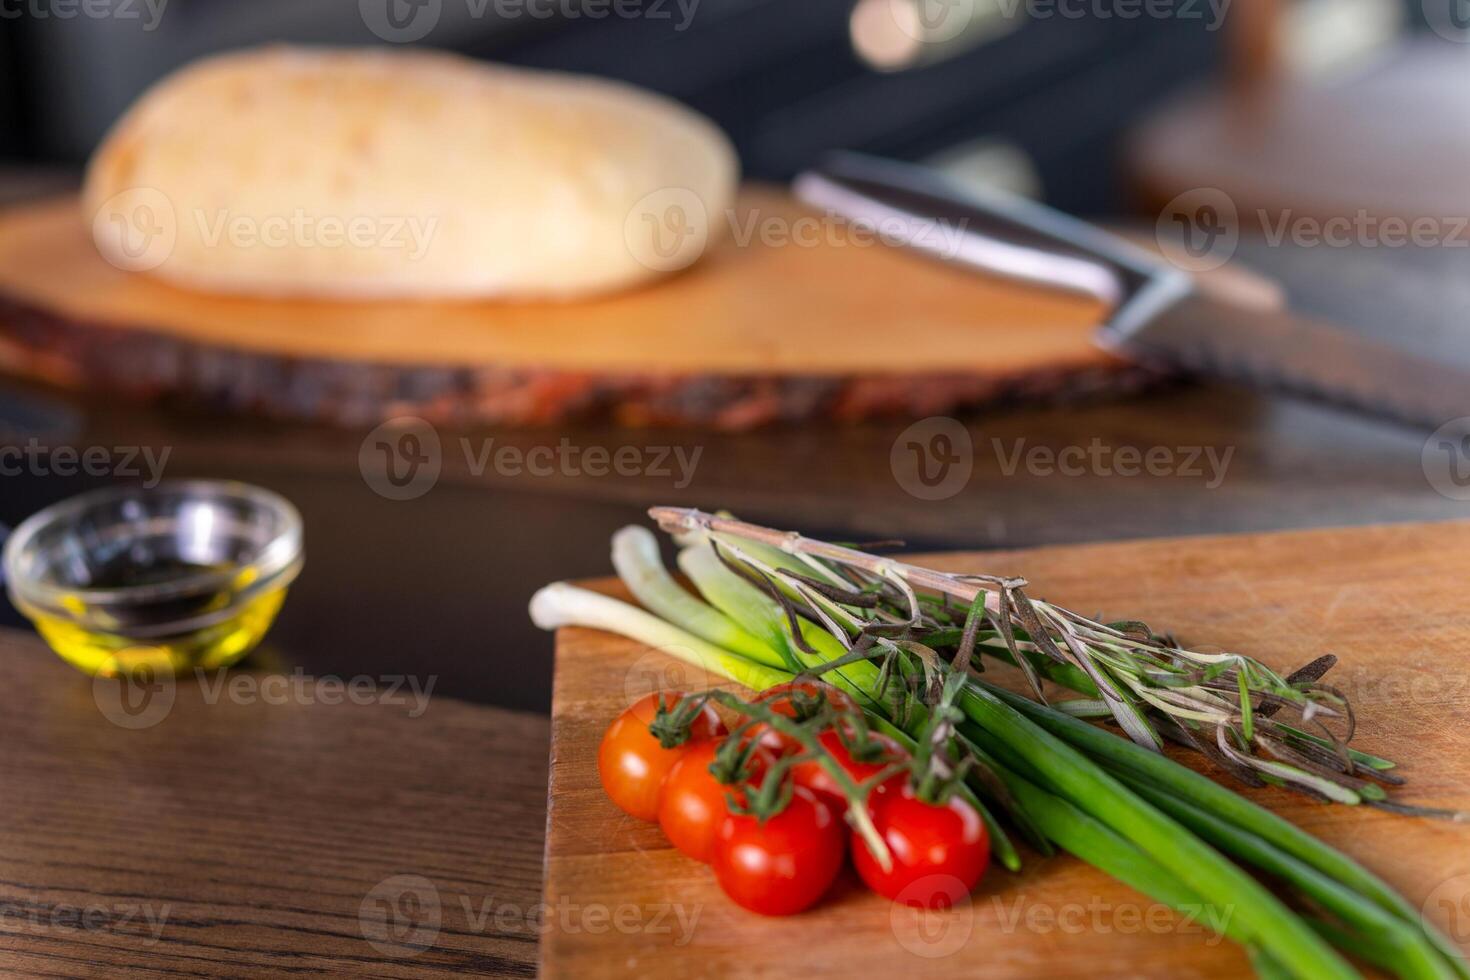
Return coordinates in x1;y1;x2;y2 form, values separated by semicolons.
658;739;769;863
712;785;846;916
791;727;908;812
748;681;857;754
598;692;725;822
851;780;990;908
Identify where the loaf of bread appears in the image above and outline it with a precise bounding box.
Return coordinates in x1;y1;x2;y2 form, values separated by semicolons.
84;46;739;300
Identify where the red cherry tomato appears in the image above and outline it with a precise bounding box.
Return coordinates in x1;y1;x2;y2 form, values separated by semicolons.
791;728;908;811
598;692;725;822
748;681;857;754
658;739;770;863
712;785;847;916
851;780;990;908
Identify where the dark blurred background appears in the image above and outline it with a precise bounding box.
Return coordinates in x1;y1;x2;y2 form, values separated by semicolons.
0;0;1444;210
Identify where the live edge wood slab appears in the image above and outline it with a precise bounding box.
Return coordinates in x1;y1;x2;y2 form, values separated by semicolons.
0;630;549;978
0;189;1159;429
545;521;1470;978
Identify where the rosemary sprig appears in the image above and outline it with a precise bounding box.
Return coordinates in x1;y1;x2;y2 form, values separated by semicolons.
648;506;1420;811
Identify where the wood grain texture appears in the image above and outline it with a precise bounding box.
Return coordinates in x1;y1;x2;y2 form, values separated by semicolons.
545;521;1470;978
0;630;550;978
0;190;1162;429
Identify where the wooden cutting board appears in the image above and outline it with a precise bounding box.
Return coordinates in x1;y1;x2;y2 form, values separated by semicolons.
0;188;1151;429
544;521;1470;978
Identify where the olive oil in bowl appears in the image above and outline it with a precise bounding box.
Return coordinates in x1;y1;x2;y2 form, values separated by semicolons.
4;481;303;677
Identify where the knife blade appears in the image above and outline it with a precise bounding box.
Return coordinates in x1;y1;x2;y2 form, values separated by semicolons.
794;153;1470;432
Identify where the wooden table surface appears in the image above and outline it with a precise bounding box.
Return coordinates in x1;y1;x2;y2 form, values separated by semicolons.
0;629;550;978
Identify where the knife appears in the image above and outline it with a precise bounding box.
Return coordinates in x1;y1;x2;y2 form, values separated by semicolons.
794;153;1470;432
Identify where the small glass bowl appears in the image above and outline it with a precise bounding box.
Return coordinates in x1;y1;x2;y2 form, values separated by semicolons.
3;480;303;677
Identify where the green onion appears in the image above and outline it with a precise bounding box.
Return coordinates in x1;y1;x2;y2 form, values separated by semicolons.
611;526;786;668
954;683;1358;980
981;682;1468;980
676;543;887;707
1123;779;1457;980
530;583;792;694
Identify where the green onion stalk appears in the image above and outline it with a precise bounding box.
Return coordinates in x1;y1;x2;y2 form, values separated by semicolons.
530;514;1469;980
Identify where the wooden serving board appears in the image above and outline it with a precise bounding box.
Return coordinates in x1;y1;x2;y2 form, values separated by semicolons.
0;188;1155;429
544;521;1470;978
